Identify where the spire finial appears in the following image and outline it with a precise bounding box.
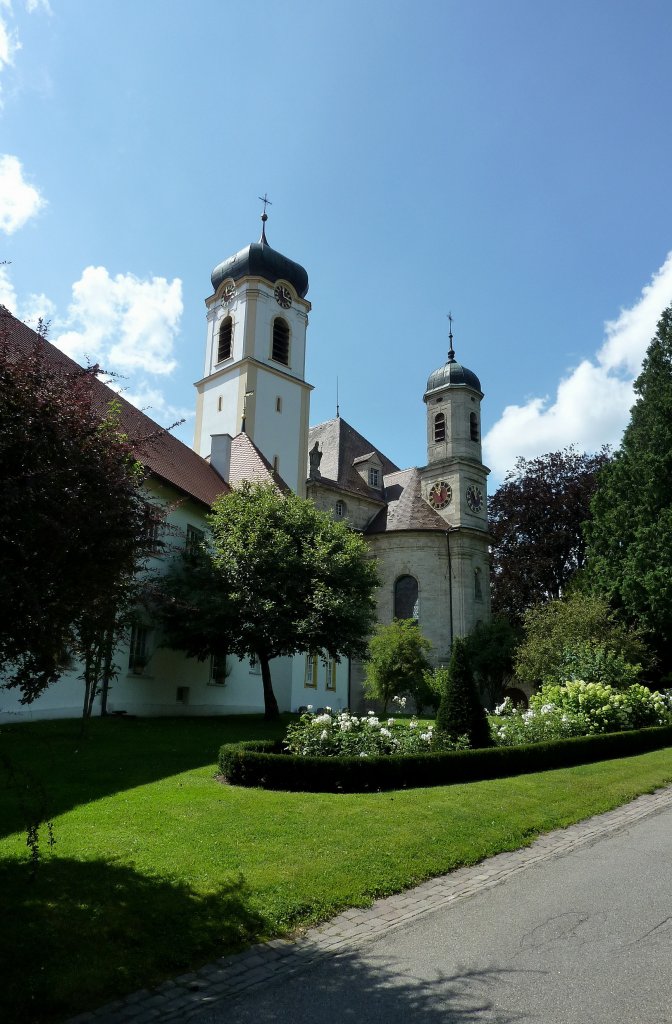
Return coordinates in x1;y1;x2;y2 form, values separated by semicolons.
258;193;272;244
336;376;340;418
447;311;455;362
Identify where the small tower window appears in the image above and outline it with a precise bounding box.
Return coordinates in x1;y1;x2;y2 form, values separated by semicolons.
470;412;479;442
217;316;233;362
272;317;290;365
474;567;483;602
276;395;282;413
394;575;419;621
434;412;446;442
217;395;223;412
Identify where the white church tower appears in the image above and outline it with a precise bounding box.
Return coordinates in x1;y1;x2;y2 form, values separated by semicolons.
194;207;312;495
420;318;491;633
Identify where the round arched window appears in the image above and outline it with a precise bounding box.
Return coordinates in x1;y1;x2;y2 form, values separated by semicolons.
394;575;419;620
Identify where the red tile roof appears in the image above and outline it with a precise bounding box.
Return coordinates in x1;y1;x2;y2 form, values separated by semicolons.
0;306;228;508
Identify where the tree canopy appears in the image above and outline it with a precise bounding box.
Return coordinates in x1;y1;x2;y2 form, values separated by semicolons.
489;447;610;620
585;304;672;673
514;591;649;688
159;482;379;719
363;618;432;713
0;327;159;705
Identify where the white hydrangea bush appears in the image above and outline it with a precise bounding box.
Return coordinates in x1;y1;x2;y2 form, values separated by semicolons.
492;681;672;747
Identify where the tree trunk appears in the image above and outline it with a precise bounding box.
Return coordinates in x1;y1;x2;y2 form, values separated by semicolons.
258;653;280;720
99;630;115;716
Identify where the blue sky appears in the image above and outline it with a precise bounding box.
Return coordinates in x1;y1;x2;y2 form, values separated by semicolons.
1;0;671;485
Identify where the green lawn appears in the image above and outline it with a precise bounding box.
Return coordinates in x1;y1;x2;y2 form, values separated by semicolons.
2;716;671;1024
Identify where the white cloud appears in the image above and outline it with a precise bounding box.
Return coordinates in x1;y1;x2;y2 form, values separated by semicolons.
0;154;45;233
107;380;194;429
54;266;183;376
0;10;20;79
484;251;672;482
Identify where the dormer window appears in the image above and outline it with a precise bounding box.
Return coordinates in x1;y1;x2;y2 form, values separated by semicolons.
470;412;479;442
434;412;446;442
272;317;290;365
217;316;233;362
369;467;380;487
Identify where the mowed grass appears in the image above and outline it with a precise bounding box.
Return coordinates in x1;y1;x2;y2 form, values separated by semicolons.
1;717;671;1023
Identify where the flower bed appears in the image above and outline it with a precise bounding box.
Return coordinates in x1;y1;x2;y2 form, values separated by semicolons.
218;724;672;792
283;706;468;758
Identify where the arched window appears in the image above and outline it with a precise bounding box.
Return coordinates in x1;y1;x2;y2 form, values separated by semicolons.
470;412;479;442
474;568;483;602
272;317;290;365
434;412;446;442
394;575;419;620
217;316;233;362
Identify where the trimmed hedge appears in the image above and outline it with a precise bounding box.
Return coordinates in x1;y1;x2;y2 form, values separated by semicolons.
218;725;672;792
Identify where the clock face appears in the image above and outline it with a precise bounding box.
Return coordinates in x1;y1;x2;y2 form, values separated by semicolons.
223;282;236;302
466;484;484;513
274;284;292;309
428;481;452;510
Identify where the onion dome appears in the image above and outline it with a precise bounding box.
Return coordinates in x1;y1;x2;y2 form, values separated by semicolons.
425;317;481;395
211;213;309;298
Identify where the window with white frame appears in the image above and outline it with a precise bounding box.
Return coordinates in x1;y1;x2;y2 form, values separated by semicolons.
368;467;380;487
335;500;346;518
209;652;228;686
185;524;205;556
304;654;318;688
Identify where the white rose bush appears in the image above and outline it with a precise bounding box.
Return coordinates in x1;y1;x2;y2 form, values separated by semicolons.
284;706;469;758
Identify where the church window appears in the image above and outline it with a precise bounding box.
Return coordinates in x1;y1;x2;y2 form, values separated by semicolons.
394;575;419;620
335;500;346;518
305;655;318;687
434;412;446;442
185;524;205;556
369;467;380;487
470;412;479;442
474;568;483;602
129;624;150;675
217;316;233;362
272;317;290;365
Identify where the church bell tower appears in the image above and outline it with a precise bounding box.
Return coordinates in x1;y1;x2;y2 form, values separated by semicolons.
421;318;491;632
194;206;312;495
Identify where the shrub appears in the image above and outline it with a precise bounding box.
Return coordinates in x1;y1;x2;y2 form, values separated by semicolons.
492;681;672;746
436;638;491;748
283;707;467;759
363;619;432;713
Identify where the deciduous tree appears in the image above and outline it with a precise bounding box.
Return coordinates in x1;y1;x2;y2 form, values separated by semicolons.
0;323;160;707
363;618;432;713
159;482;379;720
489;447;610;620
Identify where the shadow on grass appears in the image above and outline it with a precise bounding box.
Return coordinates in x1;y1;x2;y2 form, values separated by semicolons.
0;854;267;1024
194;949;529;1024
0;715;289;837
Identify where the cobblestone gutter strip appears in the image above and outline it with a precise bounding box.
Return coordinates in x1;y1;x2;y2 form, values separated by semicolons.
68;785;672;1024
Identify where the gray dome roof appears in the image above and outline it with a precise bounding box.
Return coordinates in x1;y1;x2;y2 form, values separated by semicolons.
211;227;309;298
425;357;481;395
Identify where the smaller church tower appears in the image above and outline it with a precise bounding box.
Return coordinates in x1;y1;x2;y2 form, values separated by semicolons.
194;207;312;495
421;319;491;634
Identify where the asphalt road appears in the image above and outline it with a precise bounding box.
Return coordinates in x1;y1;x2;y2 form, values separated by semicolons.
195;802;672;1024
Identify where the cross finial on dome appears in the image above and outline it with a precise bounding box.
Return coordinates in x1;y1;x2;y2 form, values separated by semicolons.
258;193;272;244
447;311;455;362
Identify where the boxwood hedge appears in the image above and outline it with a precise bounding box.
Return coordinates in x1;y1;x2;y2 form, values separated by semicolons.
218;725;672;792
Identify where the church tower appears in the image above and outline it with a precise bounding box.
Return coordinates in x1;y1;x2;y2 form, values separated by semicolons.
194;209;312;495
420;320;491;633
